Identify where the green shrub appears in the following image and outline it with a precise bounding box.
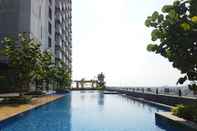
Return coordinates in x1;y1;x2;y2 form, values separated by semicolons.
25;90;45;96
96;86;105;90
172;104;197;123
1;96;32;104
55;88;70;94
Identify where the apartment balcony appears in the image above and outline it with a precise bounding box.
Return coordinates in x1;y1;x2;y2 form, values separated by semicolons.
62;14;66;21
55;52;62;60
55;37;63;48
63;3;66;10
55;25;62;35
55;2;63;11
55;13;62;23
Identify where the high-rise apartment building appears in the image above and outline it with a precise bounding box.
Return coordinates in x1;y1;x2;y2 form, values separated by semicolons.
0;0;72;71
55;0;72;71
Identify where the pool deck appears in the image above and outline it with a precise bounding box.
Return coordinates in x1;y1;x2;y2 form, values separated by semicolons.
0;95;64;122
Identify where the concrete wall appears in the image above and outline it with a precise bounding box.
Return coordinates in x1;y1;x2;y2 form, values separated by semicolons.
54;0;72;71
30;0;55;55
0;0;56;57
0;0;31;38
0;0;71;71
107;88;197;106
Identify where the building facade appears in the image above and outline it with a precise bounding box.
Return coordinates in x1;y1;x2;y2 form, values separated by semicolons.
0;0;72;71
55;0;72;72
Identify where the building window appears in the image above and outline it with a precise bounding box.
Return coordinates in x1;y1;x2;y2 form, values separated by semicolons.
39;6;41;19
49;0;52;5
48;22;52;34
48;37;52;48
41;25;42;40
49;7;52;20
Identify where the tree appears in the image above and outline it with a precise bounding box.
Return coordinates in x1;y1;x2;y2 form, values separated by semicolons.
52;62;72;89
0;34;44;95
36;52;72;90
97;72;105;88
38;51;54;91
145;0;197;90
0;34;72;94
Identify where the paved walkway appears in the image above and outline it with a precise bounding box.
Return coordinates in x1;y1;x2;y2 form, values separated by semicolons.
0;93;19;97
0;95;64;122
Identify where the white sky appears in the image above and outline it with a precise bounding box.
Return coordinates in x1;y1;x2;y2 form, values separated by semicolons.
72;0;183;87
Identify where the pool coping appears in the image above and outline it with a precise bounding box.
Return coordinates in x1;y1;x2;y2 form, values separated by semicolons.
122;94;197;130
121;94;173;110
0;95;65;123
156;112;197;131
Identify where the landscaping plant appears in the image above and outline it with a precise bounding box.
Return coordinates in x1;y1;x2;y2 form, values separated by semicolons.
145;0;197;122
172;104;197;123
0;34;72;97
145;0;197;89
0;34;44;95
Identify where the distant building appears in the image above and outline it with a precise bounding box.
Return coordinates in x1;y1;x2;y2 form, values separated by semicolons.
0;0;72;71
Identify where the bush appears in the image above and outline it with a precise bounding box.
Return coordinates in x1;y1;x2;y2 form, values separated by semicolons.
25;90;45;96
55;88;70;94
96;86;105;90
172;104;197;123
1;96;32;104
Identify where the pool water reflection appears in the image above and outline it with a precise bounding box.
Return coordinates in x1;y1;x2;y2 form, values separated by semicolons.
0;91;184;131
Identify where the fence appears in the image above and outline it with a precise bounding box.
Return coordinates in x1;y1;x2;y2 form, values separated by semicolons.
107;86;197;98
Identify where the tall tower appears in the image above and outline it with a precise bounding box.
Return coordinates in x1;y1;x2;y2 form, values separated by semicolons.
0;0;55;54
55;0;72;73
0;0;72;71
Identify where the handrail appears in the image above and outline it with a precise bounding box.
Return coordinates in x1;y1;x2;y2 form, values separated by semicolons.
106;86;197;98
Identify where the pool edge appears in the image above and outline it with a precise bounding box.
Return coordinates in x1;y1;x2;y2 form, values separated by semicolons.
0;95;65;123
121;94;173;111
155;112;197;131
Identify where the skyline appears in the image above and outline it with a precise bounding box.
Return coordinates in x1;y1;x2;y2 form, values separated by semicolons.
72;0;185;87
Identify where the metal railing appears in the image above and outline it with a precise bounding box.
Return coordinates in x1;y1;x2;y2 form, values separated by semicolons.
107;86;197;98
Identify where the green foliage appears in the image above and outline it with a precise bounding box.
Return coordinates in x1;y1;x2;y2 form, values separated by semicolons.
145;0;197;89
0;75;12;89
0;34;72;93
25;90;46;96
147;44;158;52
190;0;197;16
35;51;55;90
188;84;197;92
97;72;105;88
96;86;104;90
1;96;32;104
52;62;72;89
55;88;70;94
1;34;43;92
172;104;197;123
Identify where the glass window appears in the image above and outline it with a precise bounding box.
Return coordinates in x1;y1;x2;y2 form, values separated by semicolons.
48;22;52;34
48;37;52;48
49;7;52;20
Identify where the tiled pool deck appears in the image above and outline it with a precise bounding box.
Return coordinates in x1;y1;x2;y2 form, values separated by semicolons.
0;95;64;122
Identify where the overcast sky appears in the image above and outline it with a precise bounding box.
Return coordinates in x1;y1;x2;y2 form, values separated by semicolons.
72;0;183;87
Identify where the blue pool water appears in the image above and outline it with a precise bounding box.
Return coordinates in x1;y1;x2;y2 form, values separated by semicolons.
0;91;185;131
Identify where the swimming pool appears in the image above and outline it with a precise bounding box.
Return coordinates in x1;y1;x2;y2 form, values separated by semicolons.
0;91;184;131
